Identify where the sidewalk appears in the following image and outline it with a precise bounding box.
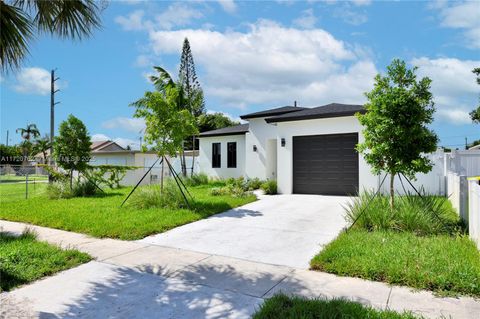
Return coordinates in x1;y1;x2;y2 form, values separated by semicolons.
1;220;479;319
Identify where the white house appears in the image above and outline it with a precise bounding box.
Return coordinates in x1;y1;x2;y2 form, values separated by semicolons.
198;103;379;195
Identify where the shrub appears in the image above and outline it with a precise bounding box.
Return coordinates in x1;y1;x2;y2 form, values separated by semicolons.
47;181;73;199
72;180;97;197
47;179;98;199
210;183;251;198
128;181;187;209
261;180;277;195
245;178;262;190
345;191;461;235
184;173;209;186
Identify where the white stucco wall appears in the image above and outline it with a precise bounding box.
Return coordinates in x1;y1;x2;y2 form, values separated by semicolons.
275;116;378;194
245;119;278;180
198;135;246;179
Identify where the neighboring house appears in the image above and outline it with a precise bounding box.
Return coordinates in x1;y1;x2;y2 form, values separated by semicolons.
469;144;480;150
198;103;379;195
90;140;198;185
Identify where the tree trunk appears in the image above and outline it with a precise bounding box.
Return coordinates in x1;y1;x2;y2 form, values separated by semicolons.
191;135;196;176
182;149;187;177
389;173;395;210
160;156;165;193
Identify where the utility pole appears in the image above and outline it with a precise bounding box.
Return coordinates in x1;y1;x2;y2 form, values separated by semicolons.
465;137;468;150
50;69;60;163
6;130;8;146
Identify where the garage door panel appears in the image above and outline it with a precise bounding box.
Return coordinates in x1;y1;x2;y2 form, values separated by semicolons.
293;133;359;196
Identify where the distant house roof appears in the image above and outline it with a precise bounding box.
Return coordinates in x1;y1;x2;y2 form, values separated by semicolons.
265;103;365;123
469;144;480;150
240;106;307;120
91;140;125;152
199;124;250;137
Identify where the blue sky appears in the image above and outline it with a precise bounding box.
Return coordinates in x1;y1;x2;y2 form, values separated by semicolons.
1;0;479;150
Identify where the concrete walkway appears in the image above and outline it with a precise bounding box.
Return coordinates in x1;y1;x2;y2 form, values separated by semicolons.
1;220;479;319
141;194;350;268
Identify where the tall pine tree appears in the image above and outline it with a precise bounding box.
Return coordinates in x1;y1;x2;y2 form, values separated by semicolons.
178;38;205;175
179;38;205;117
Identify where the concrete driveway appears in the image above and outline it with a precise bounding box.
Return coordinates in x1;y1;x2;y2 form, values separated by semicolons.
140;194;350;268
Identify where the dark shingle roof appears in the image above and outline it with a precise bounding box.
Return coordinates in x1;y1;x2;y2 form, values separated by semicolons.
199;123;249;137
240;106;307;120
265;103;365;123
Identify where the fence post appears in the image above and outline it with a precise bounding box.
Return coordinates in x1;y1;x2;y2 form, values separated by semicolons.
25;173;29;199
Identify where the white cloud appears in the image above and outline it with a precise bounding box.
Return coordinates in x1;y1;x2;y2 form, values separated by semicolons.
102;117;146;133
217;0;237;14
334;7;368;25
437;109;472;125
91;133;110;142
115;10;145;31
13;67;61;95
115;3;203;32
411;57;479;125
134;55;152;68
293;9;317;29
155;3;203;30
350;0;371;6
433;1;480;49
147;20;374;109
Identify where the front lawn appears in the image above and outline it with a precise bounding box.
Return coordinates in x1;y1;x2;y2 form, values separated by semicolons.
311;193;480;297
0;230;91;291
0;184;256;240
311;229;480;297
253;294;420;319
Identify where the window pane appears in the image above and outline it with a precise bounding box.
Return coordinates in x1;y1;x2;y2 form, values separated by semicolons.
212;143;221;168
227;142;237;168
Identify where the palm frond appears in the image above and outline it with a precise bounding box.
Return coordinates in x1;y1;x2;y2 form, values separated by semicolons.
0;1;34;73
150;66;175;92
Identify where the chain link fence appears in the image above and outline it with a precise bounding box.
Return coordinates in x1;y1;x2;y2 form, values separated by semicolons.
0;165;49;201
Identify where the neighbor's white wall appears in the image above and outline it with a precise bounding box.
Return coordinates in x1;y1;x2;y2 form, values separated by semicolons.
245;118;278;180
275;116;378;194
198;135;246;179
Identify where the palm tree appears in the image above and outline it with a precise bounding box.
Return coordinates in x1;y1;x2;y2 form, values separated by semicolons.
34;135;51;163
16;123;40;141
1;0;105;73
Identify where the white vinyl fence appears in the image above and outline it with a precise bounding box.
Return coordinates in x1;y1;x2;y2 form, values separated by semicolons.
468;179;480;248
447;172;468;223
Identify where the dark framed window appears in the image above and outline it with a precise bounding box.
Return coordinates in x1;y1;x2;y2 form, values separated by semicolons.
227;142;237;168
212;143;221;168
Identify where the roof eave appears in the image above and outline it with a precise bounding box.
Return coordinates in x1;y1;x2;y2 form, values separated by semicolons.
199;132;248;138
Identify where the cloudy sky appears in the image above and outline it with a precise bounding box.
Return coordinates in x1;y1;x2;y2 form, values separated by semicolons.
1;0;479;149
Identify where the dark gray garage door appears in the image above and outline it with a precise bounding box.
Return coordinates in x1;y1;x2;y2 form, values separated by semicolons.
293;133;359;195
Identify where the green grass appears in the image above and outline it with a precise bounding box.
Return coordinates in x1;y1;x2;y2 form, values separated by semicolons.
311;229;480;297
0;174;48;183
0;230;91;291
253;294;420;319
0;182;48;201
0;184;256;240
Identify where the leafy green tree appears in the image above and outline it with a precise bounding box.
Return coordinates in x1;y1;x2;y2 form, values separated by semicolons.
1;0;104;72
470;68;480;124
198;112;240;132
0;144;22;164
53;115;92;189
131;86;198;192
34;135;51;163
357;59;438;209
